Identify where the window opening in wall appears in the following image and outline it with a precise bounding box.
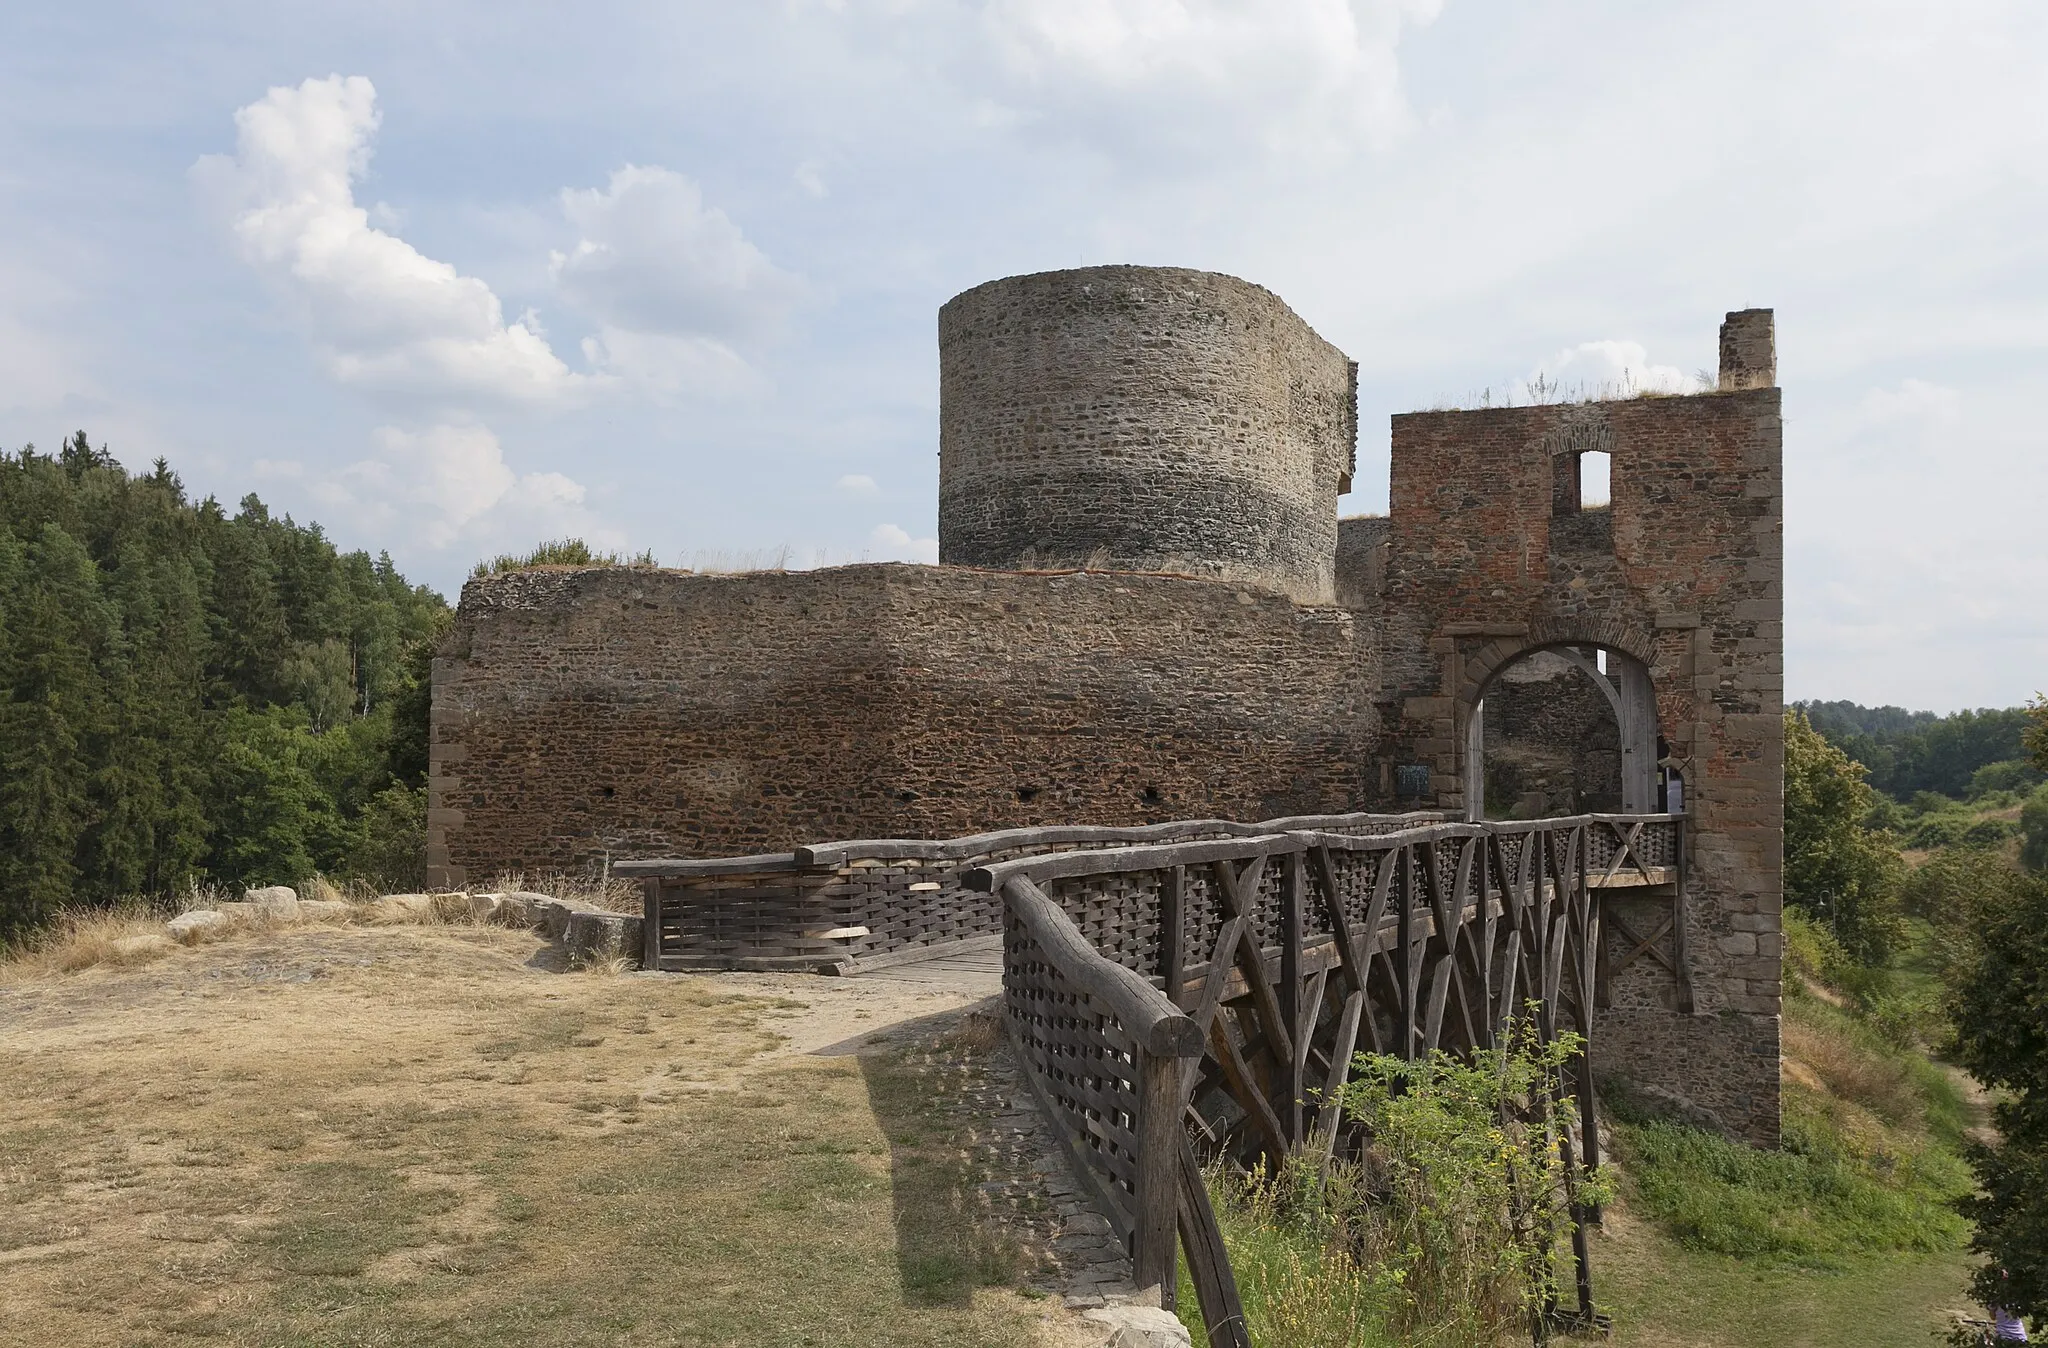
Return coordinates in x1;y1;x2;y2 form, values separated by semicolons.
1580;449;1611;509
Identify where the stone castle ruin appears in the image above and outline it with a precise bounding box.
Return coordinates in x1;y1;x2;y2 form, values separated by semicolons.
428;265;1784;1143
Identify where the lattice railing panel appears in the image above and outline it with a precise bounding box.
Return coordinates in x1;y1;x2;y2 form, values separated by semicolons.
1003;913;1143;1231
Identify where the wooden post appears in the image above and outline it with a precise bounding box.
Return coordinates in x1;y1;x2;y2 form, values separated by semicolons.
1671;817;1696;1013
641;879;662;970
1161;864;1187;1005
1134;1049;1183;1309
1178;1138;1252;1348
1279;852;1304;1143
1397;848;1418;1059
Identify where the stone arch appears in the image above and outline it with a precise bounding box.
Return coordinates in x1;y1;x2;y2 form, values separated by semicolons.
1454;614;1657;710
1458;619;1660;821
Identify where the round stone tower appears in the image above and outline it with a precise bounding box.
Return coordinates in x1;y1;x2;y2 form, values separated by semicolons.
937;265;1356;604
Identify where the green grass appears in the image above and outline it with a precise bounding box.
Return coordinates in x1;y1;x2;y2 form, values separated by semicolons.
1594;1215;1977;1348
256;1160;463;1276
1615;1098;1970;1266
1173;1180;1405;1348
1591;908;1988;1345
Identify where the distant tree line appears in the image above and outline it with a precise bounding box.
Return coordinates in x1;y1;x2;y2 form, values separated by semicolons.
1794;698;2041;801
0;433;447;941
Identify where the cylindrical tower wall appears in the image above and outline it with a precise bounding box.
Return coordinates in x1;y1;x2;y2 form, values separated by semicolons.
938;266;1355;603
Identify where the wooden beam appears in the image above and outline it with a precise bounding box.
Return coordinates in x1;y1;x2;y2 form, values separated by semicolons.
1177;1139;1253;1348
1160;864;1187;1004
1314;990;1366;1172
1133;1050;1182;1307
1180;915;1250;1100
1211;857;1294;1073
1280;853;1305;1143
1210;1012;1289;1163
1421;956;1454;1056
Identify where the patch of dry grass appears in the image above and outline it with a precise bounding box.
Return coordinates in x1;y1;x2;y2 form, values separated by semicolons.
491;868;641;913
1782;1015;1925;1125
0;893;468;983
0;923;1064;1348
0;902;216;982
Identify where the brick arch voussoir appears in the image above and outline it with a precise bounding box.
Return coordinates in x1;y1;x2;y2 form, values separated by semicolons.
1454;615;1658;708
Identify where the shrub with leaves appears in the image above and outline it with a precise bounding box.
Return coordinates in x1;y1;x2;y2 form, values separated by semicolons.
1945;866;2048;1329
1335;1024;1609;1342
1784;710;1907;965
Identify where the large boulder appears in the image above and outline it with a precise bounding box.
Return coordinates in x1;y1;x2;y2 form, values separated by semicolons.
566;911;644;968
370;894;440;922
298;900;351;922
244;885;300;919
167;910;228;941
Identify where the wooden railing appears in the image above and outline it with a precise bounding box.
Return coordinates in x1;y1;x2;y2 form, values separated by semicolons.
616;812;1450;974
964;813;1686;1343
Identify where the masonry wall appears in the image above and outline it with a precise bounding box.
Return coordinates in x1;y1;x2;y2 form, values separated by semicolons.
1334;514;1389;610
429;563;1381;886
938;266;1356;604
1377;375;1784;1144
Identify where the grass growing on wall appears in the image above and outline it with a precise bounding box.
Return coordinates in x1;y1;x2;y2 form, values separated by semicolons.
471;538;659;577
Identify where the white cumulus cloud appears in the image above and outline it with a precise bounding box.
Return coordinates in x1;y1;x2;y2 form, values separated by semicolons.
554;165;802;395
315;423;614;555
1516;340;1702;403
835;473;880;497
193;75;588;408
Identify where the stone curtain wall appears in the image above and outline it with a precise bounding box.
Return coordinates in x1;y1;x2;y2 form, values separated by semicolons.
937;266;1356;605
1333;514;1389;610
428;564;1379;888
1377;329;1783;1144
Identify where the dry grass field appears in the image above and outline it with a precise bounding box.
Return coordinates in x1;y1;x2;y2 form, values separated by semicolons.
0;920;1092;1347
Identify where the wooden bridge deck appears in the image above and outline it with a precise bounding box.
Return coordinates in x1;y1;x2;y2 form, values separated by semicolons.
849;943;1003;990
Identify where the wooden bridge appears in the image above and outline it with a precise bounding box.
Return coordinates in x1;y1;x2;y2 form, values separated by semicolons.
621;809;1688;1344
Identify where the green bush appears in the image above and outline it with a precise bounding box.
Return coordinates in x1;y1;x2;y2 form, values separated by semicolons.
1785;711;1907;964
2021;784;2048;871
1904;812;1971;851
1970;757;2045;800
340;784;427;892
1181;1028;1607;1348
1944;864;2048;1322
1964;817;2017;846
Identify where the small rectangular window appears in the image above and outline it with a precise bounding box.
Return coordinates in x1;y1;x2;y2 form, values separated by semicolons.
1580;450;1611;508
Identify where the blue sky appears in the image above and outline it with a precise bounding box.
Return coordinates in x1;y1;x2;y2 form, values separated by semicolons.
3;1;2044;710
